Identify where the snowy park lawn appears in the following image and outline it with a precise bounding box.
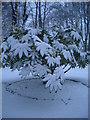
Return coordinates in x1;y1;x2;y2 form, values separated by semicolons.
1;66;88;118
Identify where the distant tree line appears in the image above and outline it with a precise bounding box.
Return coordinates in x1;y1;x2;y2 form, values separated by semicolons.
2;1;90;52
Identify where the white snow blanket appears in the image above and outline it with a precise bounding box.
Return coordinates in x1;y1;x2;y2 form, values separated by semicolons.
1;66;88;118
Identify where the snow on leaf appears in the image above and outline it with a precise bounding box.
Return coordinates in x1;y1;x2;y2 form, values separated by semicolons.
32;35;42;42
79;52;86;60
42;74;62;92
19;50;23;58
43;34;49;43
1;52;7;60
46;56;55;67
23;48;28;57
11;61;23;71
62;50;72;61
35;41;52;57
54;56;61;65
1;42;8;52
19;66;31;78
21;34;30;43
29;51;38;60
14;47;20;56
42;74;51;82
7;36;18;48
70;31;81;40
69;45;85;59
11;43;31;58
53;41;67;50
34;64;50;77
28;28;41;35
68;45;78;52
54;67;64;82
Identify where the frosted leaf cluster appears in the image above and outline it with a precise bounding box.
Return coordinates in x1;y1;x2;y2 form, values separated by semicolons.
62;50;72;61
19;66;31;78
11;43;31;58
53;41;66;51
35;41;52;57
7;36;18;48
42;66;64;92
46;56;61;67
43;74;62;92
21;34;31;43
34;64;50;77
70;31;81;40
1;42;8;52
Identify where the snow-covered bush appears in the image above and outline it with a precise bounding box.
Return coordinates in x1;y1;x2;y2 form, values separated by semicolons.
1;26;87;92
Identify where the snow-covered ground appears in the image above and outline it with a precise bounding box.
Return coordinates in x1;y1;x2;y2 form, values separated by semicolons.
1;66;88;118
65;66;88;86
1;66;88;84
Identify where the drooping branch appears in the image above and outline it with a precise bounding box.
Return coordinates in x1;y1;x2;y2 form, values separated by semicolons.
63;64;68;69
64;66;72;73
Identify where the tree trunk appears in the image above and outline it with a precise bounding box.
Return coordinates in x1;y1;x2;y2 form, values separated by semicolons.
39;0;42;28
35;2;38;28
80;3;83;33
10;2;17;26
83;3;86;42
43;1;46;29
85;2;90;52
23;1;28;26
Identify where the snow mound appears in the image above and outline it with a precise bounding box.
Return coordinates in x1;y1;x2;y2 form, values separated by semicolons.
5;79;88;101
